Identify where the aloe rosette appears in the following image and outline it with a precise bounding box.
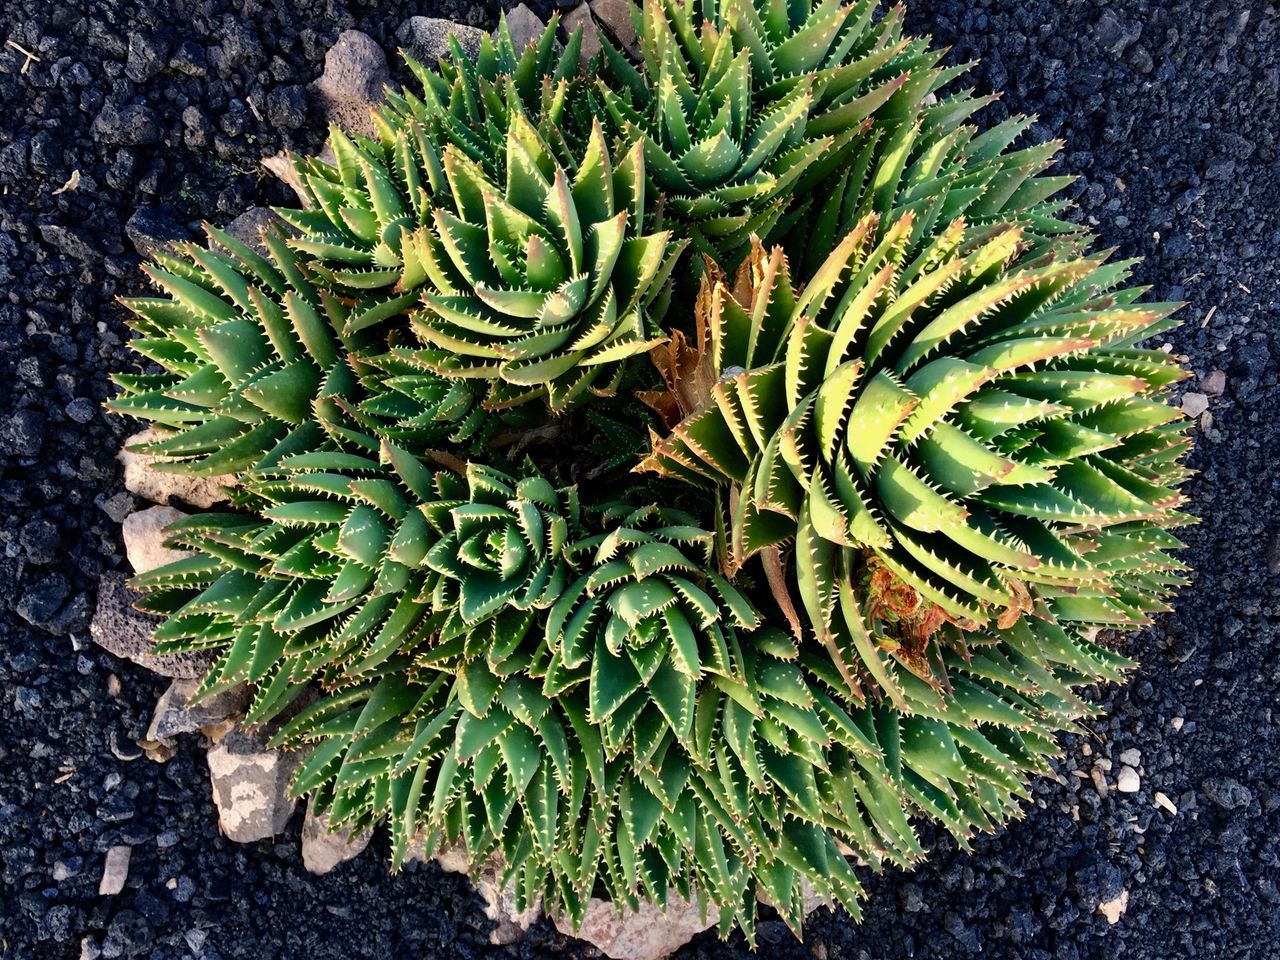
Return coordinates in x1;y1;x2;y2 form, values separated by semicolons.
106;220;495;476
409;117;685;412
628;213;1191;937
107;223;402;476
592;0;909;258
641;214;1190;699
286;107;684;413
387;10;592;173
597;0;1082;274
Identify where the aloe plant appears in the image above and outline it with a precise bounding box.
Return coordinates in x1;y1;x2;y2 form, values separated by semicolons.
408;116;684;412
106;218;500;475
284;104;682;412
106;0;1193;944
387;11;592;170
131;444;854;934
597;0;1079;272
641;215;1190;697
133;435;1152;940
108;223;391;475
595;0;859;259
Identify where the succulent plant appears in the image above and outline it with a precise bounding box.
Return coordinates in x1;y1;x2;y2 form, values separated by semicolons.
132;444;581;774
408;117;685;412
106;217;501;476
640;215;1189;697
133;434;1152;940
387;10;591;169
592;0;939;261
132;444;857;935
284;99;683;412
107;0;1193;945
597;0;1082;275
108;223;391;475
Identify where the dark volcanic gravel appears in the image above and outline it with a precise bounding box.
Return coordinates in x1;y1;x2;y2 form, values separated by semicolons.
1;0;1277;958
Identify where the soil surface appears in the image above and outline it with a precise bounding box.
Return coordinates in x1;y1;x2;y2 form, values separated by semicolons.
1;0;1277;958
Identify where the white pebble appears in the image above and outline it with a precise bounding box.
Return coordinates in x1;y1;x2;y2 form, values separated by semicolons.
98;845;131;896
1117;766;1141;793
1098;890;1129;924
1181;392;1209;417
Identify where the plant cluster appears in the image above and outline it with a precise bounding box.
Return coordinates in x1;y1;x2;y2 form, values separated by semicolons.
111;0;1191;940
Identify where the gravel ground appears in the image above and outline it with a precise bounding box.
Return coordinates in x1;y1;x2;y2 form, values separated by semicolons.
1;0;1276;958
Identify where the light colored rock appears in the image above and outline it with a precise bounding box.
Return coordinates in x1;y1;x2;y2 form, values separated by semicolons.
1154;791;1178;815
590;0;640;57
118;428;233;509
99;845;132;896
207;726;301;843
1201;369;1226;396
261;145;336;208
1180;391;1209;417
555;895;717;960
1116;766;1141;793
1097;889;1129;924
122;505;190;575
1118;747;1141;767
146;678;249;742
262;151;307;205
431;845;541;943
756;876;827;921
301;800;373;875
396;16;489;65
503;4;550;53
310;30;391;138
562;4;602;66
91;573;214;679
1090;764;1109;799
221;206;277;254
431;843;469;873
478;871;541;944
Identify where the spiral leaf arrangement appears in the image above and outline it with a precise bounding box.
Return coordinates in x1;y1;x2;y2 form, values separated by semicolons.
109;0;1192;942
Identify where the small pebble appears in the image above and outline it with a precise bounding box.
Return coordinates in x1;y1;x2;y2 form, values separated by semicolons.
1201;369;1226;395
1098;890;1129;924
1181;391;1209;417
53;858;81;881
98;846;132;896
65;397;97;424
1117;767;1141;793
185;929;208;955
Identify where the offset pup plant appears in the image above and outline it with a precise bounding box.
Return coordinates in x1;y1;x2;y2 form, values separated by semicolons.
108;0;1191;944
